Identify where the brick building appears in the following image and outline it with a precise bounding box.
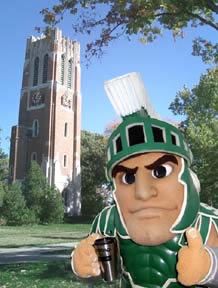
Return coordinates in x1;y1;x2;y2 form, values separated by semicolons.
9;28;81;215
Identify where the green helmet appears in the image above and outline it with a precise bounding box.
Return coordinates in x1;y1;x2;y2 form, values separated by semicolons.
106;108;193;181
105;109;200;233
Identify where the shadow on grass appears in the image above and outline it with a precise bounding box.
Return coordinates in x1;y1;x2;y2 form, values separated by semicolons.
0;244;48;249
32;235;85;240
0;236;83;249
64;215;95;224
38;261;104;286
0;261;106;287
40;249;72;255
0;261;75;281
38;261;72;279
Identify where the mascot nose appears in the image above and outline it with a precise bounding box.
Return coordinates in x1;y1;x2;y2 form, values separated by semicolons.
135;170;157;200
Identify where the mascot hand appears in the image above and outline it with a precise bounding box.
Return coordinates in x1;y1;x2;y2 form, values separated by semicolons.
177;227;211;286
71;233;101;278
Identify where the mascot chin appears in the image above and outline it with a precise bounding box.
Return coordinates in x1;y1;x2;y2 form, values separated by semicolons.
72;73;218;288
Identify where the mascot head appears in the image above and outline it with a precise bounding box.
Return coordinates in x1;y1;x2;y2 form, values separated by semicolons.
104;73;200;239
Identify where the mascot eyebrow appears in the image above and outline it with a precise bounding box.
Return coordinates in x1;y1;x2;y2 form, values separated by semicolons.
145;154;178;170
112;154;178;178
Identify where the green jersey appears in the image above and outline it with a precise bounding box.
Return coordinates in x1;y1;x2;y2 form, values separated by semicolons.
90;203;218;288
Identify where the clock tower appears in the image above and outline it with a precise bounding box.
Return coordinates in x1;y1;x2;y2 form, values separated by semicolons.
9;28;81;215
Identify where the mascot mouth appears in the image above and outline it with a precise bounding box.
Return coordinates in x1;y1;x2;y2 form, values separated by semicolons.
131;206;177;219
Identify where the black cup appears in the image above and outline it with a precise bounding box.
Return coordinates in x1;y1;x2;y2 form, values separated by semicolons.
93;237;120;282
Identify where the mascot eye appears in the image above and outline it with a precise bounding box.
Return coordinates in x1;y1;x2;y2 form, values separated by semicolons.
122;173;135;184
152;164;172;179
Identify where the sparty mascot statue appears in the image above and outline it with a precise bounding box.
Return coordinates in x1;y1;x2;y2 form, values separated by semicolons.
72;73;218;287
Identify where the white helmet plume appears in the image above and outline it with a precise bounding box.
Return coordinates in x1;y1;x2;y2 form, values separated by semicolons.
104;72;160;119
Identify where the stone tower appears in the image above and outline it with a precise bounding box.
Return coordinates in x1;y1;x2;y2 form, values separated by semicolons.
9;28;81;215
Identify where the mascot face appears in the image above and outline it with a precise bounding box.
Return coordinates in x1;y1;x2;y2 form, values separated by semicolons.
113;152;184;246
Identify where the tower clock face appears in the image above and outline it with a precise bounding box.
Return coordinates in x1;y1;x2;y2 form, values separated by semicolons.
31;92;43;106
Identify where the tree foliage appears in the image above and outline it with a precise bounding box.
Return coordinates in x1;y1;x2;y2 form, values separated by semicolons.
192;37;218;64
0;129;8;183
0;135;64;225
1;183;34;226
0;181;5;208
0;130;8;210
22;161;64;224
22;161;47;221
41;0;218;61
170;67;218;207
40;185;64;224
81;130;108;216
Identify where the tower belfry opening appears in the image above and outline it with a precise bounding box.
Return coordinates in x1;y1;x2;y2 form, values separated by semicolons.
9;28;81;216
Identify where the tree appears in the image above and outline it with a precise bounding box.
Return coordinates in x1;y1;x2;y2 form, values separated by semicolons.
41;0;218;61
22;161;64;223
0;181;5;208
0;130;9;211
22;161;47;221
192;38;218;64
81;130;108;216
1;183;34;226
169;67;218;207
40;185;64;224
0;129;8;183
0;153;8;183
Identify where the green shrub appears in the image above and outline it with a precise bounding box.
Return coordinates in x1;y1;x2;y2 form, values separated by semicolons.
2;182;34;225
40;186;64;224
0;181;4;207
2;161;64;225
22;161;64;224
22;161;47;219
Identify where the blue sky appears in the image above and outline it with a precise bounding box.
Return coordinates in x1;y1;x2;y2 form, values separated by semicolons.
0;1;215;154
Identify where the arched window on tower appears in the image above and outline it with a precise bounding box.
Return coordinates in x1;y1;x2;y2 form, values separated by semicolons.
42;54;49;83
32;119;39;137
33;57;39;86
68;58;73;88
31;152;37;161
61;54;65;85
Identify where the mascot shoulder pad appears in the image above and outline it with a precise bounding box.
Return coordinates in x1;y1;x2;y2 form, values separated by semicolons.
200;203;218;219
90;205;116;236
198;203;218;243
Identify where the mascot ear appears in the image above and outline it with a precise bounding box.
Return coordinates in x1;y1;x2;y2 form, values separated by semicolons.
189;169;201;193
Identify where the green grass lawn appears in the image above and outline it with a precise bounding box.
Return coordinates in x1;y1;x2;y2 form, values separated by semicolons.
0;261;110;288
0;223;91;248
0;223;119;287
